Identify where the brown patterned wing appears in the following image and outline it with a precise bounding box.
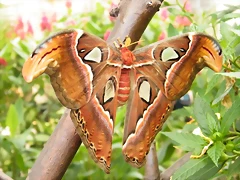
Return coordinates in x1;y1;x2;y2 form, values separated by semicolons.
122;32;222;167
67;32;123;173
22;29;122;173
133;32;223;101
122;69;173;167
70;74;120;173
22;29;121;109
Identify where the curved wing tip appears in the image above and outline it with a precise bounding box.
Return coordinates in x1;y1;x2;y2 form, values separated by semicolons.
22;73;33;83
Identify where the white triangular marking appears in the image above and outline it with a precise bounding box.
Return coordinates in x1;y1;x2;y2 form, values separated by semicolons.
161;47;179;62
104;80;115;103
139;81;151;102
84;47;102;63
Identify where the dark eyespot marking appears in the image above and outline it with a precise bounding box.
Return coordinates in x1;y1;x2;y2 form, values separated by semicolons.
180;48;186;52
167;105;171;111
79;49;85;53
90;142;94;148
162;114;165;119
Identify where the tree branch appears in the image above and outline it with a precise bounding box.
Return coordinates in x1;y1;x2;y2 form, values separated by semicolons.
0;171;13;180
144;142;161;180
27;109;81;180
108;0;163;49
27;0;164;179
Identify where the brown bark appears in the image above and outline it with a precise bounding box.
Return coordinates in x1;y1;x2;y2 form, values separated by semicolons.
144;142;161;180
27;109;81;180
0;171;13;180
27;0;164;179
107;0;163;49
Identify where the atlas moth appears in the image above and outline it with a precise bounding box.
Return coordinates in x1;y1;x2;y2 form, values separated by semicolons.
22;29;222;173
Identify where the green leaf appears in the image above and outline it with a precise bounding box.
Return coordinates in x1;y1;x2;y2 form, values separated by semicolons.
6;104;19;137
0;138;12;153
112;142;122;150
210;13;218;25
167;24;179;37
8;75;22;85
205;75;223;94
116;106;126;125
172;156;223;180
161;132;205;153
34;134;50;142
218;72;240;79
221;97;240;135
15;98;24;124
207;114;220;134
157;141;174;163
126;171;143;179
15;149;27;171
220;22;235;42
193;94;218;136
221;13;240;23
11;129;31;149
228;157;240;176
207;141;225;166
212;85;233;105
11;38;29;59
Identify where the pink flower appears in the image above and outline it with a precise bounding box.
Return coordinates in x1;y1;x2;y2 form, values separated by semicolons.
15;17;24;31
183;0;191;12
27;21;34;35
104;30;111;41
160;8;169;21
40;15;52;31
158;32;166;41
0;57;7;66
14;17;25;39
65;0;72;9
175;16;191;27
13;17;34;39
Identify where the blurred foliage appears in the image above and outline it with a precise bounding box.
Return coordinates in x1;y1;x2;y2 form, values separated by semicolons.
0;0;240;179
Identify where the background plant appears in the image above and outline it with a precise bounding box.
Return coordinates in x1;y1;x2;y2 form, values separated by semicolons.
0;1;239;179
